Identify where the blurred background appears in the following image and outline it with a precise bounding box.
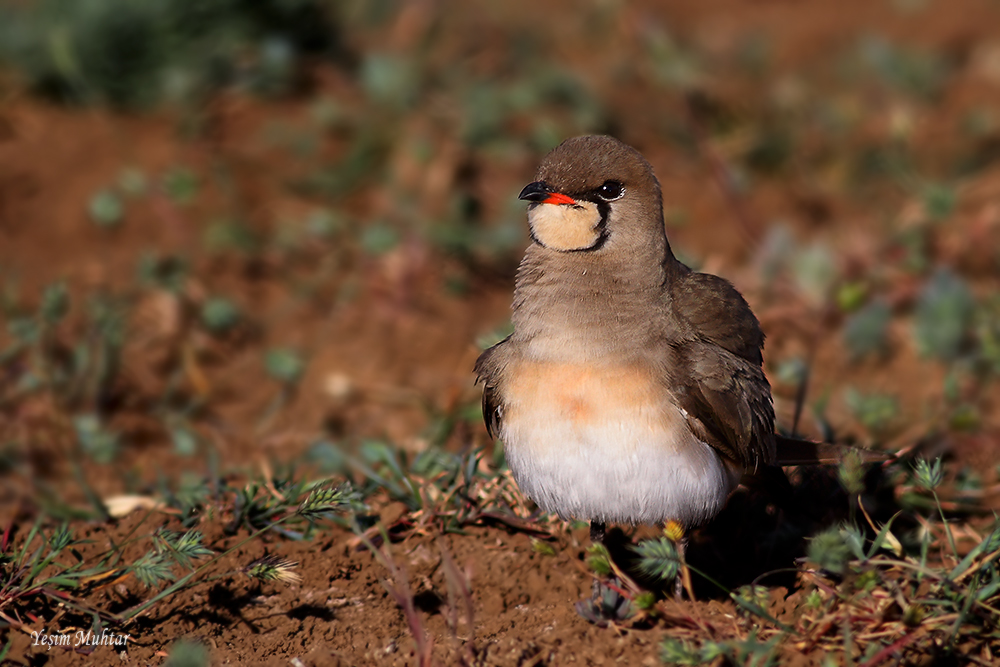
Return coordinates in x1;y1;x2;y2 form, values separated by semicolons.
2;0;1000;511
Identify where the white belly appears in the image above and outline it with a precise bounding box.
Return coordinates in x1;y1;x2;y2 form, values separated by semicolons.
500;360;741;527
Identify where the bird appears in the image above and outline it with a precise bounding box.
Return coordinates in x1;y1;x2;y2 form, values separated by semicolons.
474;135;778;568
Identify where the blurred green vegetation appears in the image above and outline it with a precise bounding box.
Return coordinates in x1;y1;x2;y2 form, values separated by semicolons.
0;0;344;107
1;0;999;477
0;0;997;442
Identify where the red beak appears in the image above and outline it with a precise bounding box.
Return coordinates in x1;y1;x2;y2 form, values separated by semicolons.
518;181;576;206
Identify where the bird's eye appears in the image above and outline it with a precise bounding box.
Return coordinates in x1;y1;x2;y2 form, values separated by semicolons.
596;181;624;201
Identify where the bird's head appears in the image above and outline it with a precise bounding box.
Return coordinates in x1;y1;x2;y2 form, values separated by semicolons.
518;135;665;253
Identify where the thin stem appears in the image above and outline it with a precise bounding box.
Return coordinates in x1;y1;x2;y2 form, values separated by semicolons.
932;490;959;559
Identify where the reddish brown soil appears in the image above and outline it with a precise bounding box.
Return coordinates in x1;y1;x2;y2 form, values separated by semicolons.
4;0;1000;665
6;516;672;666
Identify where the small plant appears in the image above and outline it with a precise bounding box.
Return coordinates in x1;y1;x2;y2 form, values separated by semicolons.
913;269;975;360
845;388;899;436
164;639;209;667
118;167;148;196
913;457;957;557
244;554;301;585
632;537;680;582
659;637;706;665
660;632;779;666
203;220;260;253
254;347;308;431
807;525;854;575
200;297;241;334
855;35;950;100
87;189;125;228
73;414;120;464
844;300;891;360
162;168;199;205
264;348;305;386
790;242;838;306
359;223;400;256
921;183;957;222
586;543;612;577
576;580;635;627
137;253;189;292
131;529;214;588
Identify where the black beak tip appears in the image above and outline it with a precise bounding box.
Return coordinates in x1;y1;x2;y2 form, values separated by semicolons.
518;181;549;202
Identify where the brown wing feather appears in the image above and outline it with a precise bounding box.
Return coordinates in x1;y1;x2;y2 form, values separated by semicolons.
675;342;775;470
670;270;775;470
474;337;510;439
480;381;502;439
673;272;765;364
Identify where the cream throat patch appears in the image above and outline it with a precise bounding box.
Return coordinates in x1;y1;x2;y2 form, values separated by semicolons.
527;201;605;252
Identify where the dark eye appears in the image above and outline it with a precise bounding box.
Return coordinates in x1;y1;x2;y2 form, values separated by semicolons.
596;181;624;201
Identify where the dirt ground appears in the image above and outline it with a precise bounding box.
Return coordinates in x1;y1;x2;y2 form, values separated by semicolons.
4;0;1000;664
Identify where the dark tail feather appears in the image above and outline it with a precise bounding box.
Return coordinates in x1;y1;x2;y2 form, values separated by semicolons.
773;434;894;466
